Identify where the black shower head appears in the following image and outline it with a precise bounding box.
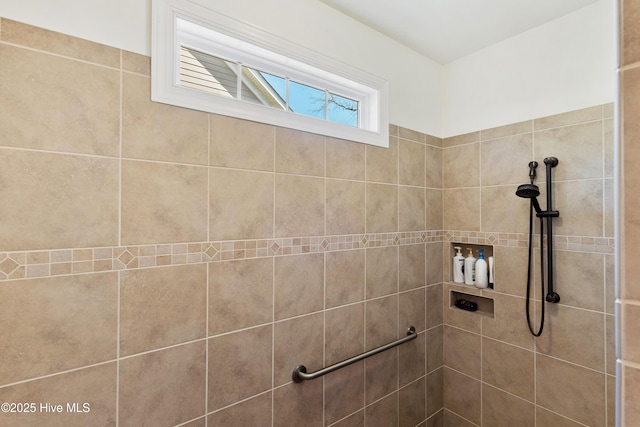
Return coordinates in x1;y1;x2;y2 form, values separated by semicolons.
516;183;539;198
516;184;542;214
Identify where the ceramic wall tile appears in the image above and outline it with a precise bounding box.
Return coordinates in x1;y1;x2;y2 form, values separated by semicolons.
0;45;120;156
121;160;208;244
119;342;206;427
275;127;325;176
120;264;207;355
0;149;119;250
210;168;274;240
122;73;209;164
209;258;273;335
208;326;272;411
210;114;275;171
0;273;117;384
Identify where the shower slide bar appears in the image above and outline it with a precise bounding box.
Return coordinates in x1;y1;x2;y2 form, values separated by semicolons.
292;326;417;383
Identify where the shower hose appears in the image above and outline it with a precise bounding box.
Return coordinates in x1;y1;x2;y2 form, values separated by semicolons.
525;198;545;337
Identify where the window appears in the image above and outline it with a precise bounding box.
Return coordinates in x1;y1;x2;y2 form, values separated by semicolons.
152;0;389;147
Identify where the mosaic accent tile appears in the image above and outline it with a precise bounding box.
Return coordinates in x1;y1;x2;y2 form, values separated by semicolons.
446;230;614;253
0;255;20;277
0;231;614;281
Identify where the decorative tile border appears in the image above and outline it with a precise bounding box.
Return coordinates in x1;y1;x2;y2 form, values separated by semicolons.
0;231;444;281
445;230;615;254
0;230;614;281
444;230;525;247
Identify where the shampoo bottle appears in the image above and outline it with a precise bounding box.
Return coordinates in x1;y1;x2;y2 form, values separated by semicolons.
488;256;494;289
453;246;464;283
464;248;476;285
475;249;488;289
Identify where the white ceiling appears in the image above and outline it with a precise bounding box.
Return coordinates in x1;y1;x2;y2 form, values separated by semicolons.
319;0;601;64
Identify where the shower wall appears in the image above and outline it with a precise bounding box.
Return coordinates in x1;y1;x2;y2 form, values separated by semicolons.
441;107;615;426
618;0;640;424
0;16;621;427
0;19;445;427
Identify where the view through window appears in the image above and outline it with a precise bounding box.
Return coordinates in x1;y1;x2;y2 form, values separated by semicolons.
179;46;359;127
152;0;388;147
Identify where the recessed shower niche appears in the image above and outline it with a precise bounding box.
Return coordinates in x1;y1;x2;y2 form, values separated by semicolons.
449;242;493;284
448;242;495;317
449;288;495;318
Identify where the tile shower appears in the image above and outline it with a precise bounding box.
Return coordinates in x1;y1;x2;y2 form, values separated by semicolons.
441;107;615;427
0;17;616;427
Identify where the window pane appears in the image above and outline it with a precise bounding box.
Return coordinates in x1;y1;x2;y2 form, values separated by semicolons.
179;46;238;98
240;67;287;110
328;93;359;127
289;80;326;120
160;13;389;147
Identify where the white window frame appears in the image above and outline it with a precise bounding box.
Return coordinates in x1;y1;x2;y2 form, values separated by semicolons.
151;0;389;147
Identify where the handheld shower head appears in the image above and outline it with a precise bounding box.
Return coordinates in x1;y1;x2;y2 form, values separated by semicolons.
515;183;539;198
516;184;542;214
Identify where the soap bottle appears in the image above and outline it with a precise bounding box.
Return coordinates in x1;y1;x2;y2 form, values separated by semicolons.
453;246;464;283
488;256;494;289
464;248;476;285
475;249;488;289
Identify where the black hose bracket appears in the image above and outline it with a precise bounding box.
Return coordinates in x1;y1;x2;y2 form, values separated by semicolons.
546;292;561;303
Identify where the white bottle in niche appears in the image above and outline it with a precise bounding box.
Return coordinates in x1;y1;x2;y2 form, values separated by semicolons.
464;248;476;285
475;249;489;289
453;246;464;283
488;256;495;288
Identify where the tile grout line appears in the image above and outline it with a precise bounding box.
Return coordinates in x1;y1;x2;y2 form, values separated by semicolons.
272;127;276;240
322;136;327;427
118;49;123;252
395;126;400;427
0;359;118;390
116;270;121;427
205;114;211;427
115;48;123;427
205;250;210;427
0;39;124;71
271;256;275;427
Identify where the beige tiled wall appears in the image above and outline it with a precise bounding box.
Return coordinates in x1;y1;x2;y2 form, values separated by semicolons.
0;15;620;427
441;106;616;426
0;19;444;427
619;0;640;425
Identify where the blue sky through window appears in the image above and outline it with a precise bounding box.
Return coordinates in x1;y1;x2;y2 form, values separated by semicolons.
261;72;357;127
260;72;286;104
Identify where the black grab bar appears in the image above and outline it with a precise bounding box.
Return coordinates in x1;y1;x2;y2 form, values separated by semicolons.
292;326;417;383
